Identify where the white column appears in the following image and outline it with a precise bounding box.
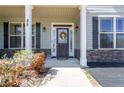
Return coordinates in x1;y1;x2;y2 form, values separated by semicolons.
80;5;87;67
25;5;32;51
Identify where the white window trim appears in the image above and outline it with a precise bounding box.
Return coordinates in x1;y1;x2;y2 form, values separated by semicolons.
98;15;124;50
8;22;36;49
9;22;22;49
32;24;36;49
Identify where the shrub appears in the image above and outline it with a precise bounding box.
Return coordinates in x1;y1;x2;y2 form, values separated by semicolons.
0;50;48;87
13;50;34;66
0;61;24;87
29;52;47;74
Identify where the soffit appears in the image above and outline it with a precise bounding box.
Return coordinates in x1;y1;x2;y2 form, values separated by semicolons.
0;5;80;19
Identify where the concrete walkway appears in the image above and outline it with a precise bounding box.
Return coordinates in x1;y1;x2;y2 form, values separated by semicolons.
42;67;93;87
44;58;80;68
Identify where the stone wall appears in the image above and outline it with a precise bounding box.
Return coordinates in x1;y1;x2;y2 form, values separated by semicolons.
74;49;80;60
74;49;124;62
87;50;124;62
1;49;124;63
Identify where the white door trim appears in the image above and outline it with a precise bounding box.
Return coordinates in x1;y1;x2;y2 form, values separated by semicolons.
51;22;74;57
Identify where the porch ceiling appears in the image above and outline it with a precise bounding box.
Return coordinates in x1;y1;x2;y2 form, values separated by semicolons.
0;5;80;19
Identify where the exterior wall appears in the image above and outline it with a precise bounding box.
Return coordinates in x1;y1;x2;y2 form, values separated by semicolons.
87;5;124;50
2;5;124;62
74;11;93;59
87;5;124;63
74;6;124;62
87;12;93;49
0;22;3;49
40;19;76;49
74;49;124;62
0;18;77;50
74;19;80;49
74;19;80;59
74;49;80;59
74;11;93;51
87;50;124;62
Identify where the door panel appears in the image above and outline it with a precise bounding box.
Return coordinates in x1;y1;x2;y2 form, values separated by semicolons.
57;28;69;58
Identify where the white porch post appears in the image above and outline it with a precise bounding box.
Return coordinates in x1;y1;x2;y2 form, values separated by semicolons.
80;5;87;67
25;5;32;51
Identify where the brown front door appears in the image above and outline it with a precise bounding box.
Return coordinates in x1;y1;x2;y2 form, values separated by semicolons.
57;28;69;59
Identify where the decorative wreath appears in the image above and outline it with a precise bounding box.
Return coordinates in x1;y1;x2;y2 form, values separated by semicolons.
60;32;67;40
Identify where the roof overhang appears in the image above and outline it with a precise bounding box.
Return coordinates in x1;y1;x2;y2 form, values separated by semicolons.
87;5;124;14
0;5;80;19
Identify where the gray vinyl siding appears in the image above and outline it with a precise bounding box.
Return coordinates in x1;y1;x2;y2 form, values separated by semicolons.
1;18;76;49
74;13;93;50
0;22;3;49
73;12;93;50
74;19;80;49
87;13;93;49
40;21;51;49
40;19;76;49
87;5;124;50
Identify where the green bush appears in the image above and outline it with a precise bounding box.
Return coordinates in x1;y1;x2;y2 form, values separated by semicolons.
13;50;34;66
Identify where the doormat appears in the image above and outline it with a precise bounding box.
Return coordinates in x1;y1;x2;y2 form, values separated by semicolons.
57;57;68;60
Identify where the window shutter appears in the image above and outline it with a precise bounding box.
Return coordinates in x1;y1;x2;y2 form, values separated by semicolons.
92;17;98;49
36;23;41;49
4;22;9;48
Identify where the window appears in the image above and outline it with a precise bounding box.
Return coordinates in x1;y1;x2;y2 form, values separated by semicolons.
116;18;124;32
23;24;36;48
99;17;124;49
100;17;113;32
10;23;22;48
9;23;36;49
99;17;114;48
116;18;124;48
116;34;124;48
100;34;113;48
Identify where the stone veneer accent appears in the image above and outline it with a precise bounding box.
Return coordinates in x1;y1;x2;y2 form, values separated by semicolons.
87;50;124;62
74;49;80;60
34;49;51;57
1;49;124;63
75;49;124;62
0;49;51;58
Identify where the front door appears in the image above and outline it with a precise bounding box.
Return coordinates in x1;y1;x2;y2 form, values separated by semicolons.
57;28;69;59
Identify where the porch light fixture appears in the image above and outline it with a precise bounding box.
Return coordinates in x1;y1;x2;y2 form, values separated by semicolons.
75;25;79;32
42;26;46;32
